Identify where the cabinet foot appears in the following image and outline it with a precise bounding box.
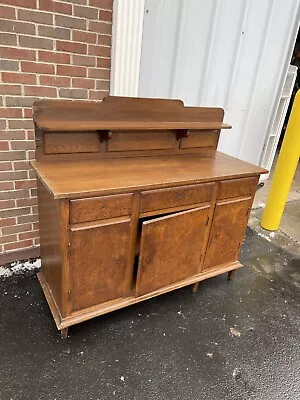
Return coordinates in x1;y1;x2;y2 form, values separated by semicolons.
60;327;69;339
192;282;200;293
227;270;236;281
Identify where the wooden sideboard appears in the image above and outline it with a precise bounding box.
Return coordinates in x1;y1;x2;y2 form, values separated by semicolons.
31;96;267;337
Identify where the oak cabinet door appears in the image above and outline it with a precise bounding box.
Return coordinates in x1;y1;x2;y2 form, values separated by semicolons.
70;218;131;312
136;206;210;296
203;198;252;270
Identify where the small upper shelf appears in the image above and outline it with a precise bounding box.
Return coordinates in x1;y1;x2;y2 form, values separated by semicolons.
34;119;231;132
33;96;232;132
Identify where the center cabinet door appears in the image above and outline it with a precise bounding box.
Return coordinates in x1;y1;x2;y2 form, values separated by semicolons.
70;218;131;312
136;206;210;297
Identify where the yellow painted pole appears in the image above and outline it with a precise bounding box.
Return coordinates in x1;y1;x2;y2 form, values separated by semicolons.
261;90;300;231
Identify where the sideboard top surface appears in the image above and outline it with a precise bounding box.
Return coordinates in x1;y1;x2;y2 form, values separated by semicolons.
31;152;267;199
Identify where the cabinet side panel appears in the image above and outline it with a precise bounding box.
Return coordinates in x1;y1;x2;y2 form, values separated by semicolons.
37;178;63;313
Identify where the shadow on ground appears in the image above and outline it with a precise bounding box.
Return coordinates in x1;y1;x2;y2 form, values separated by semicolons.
0;228;299;400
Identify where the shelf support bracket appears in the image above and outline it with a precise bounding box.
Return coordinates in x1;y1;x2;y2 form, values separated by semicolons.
98;130;112;142
176;129;189;141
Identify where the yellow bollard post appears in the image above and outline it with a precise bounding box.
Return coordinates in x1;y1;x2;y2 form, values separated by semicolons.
261;90;300;231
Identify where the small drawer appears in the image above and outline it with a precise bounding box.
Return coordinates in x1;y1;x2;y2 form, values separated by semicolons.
218;177;258;200
70;193;133;224
140;183;214;213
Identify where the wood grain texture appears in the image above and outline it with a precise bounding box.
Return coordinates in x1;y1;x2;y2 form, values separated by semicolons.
107;131;178;152
124;192;140;296
31;152;267;200
70;217;131;312
136;206;210;296
36;120;231;132
102;95;184;109
217;177;259;200
33;96;230;132
140;183;214;213
37;179;63;314
203;197;252;269
40;261;241;330
35;96;184;113
180;130;219;149
140;201;211;218
33;96;268;335
60;198;71;317
197;182;220;272
70;193;133;224
44;132;100;155
37;271;64;329
34;145;219;162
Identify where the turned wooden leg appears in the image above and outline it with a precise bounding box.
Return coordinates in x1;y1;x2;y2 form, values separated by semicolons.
60;327;69;339
227;270;236;281
192;282;200;293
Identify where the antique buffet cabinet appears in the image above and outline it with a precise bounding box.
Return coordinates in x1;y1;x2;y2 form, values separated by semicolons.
31;96;267;337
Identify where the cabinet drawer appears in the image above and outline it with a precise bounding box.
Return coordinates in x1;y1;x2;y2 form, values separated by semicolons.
70;193;133;224
140;183;214;213
218;177;258;200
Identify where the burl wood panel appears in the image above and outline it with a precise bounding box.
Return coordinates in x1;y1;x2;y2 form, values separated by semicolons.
107;131;178;152
70;193;133;224
203;197;252;269
140;183;214;213
136;206;210;296
70;218;131;312
217;177;258;200
37;179;64;312
44;132;100;154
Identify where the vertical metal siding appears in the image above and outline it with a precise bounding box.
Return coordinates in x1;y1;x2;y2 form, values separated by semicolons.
110;0;145;96
138;0;300;164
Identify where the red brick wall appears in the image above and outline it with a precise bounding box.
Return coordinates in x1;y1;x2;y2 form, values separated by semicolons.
0;0;112;260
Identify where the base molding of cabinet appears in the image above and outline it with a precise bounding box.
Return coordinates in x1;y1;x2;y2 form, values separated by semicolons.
39;261;242;331
37;272;64;330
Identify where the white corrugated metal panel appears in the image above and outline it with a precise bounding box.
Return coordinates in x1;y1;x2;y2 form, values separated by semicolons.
110;0;145;96
138;0;300;165
260;65;298;179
